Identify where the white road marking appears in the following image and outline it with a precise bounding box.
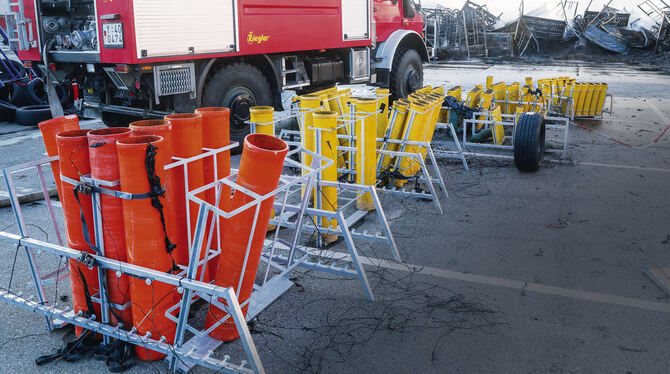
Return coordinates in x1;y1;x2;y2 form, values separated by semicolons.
647;100;670;124
579;162;670;173
269;241;670;314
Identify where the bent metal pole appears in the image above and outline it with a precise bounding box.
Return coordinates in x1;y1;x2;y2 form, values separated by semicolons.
87;128;133;329
38;115;80;200
117;135;178;361
56;129;101;337
205;134;289;341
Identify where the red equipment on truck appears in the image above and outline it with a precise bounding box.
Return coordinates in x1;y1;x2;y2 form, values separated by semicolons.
7;0;427;144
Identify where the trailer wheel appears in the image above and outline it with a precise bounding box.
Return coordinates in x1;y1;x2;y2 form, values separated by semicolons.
202;63;272;154
514;112;546;172
389;49;423;99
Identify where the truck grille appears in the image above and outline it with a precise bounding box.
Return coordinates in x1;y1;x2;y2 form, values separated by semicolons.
153;63;196;104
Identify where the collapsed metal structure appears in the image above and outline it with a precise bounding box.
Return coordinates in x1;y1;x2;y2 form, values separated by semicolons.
423;0;670;58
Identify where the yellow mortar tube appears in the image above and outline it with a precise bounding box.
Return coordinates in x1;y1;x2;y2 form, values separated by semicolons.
582;84;595;117
250;106;274;135
572;83;582;116
394;99;431;188
561;84;574;116
505;83;520;114
466;87;482;108
447;86;462;101
250;106;278;231
478;89;494;128
486;76;494;89
353;98;378;211
520;85;532;112
299;94;324;180
326;90;351;170
376;89;390;150
588;83;602;116
412;93;444;175
417;86;433;94
574;83;589;116
379;99;410;173
525;77;533;88
595;83;608;116
491;106;505;145
312;111;339;243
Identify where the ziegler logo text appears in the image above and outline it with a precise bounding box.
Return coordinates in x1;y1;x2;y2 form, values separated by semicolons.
247;32;269;45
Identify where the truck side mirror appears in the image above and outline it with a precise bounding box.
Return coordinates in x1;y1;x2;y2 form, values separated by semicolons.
403;0;416;19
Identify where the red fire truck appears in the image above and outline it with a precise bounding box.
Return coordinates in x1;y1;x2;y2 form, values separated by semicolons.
7;0;427;143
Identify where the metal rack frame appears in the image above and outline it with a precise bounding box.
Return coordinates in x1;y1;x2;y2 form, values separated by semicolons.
0;141;334;373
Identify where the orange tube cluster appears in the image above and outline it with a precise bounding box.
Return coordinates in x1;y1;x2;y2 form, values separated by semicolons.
39;115;80;200
164;113;204;267
205;134;288;341
117;135;177;361
56;129;100;337
87;128;133;329
195;108;231;281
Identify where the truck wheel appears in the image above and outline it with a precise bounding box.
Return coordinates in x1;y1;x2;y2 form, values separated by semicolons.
514;112;546;172
202;63;272;154
389;49;423;99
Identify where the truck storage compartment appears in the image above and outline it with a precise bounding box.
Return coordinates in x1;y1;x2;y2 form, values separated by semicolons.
133;0;236;58
306;59;344;85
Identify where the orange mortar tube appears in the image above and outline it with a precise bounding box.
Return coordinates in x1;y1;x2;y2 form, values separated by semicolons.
39;115;80;200
56;129;100;337
164;113;204;268
196;107;232;282
129;120;181;275
87;128;133;329
117;135;178;361
205;134;289;341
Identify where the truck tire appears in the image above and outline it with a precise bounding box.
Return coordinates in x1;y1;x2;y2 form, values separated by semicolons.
202;63;272;154
0;101;18;122
15;105;52;126
514;112;546;172
389;49;423;99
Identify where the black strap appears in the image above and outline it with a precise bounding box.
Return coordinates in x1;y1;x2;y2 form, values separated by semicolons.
145;143;179;274
72;184;102;256
93;339;135;372
443;95;477;120
35;329;97;365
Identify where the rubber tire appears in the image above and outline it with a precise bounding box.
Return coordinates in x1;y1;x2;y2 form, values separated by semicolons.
0;100;18;122
8;81;29;106
514;112;546;172
202;63;272;154
389;49;424;99
15;105;52;126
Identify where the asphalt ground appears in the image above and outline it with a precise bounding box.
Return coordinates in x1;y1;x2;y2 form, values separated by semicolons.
0;60;669;373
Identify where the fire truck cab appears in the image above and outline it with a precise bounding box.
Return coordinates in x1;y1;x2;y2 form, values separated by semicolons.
7;0;428;143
